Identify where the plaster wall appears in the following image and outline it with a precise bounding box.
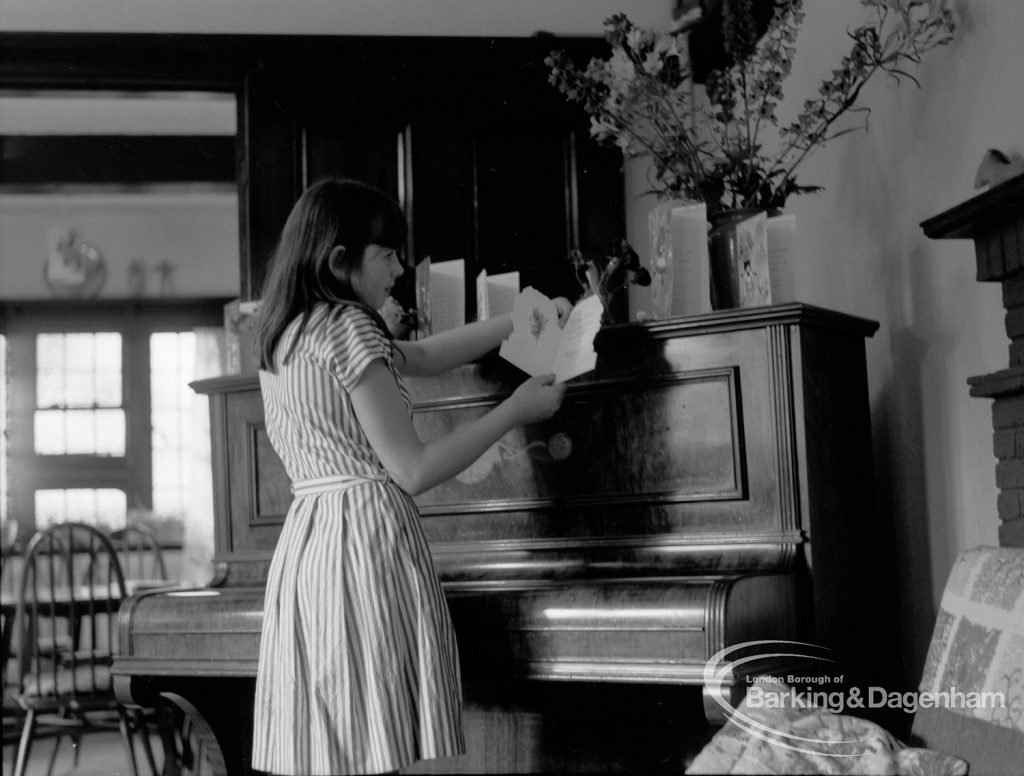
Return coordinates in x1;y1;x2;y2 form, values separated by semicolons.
784;0;1017;679
0;192;240;300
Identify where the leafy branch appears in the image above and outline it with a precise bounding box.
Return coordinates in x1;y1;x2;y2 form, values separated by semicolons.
546;0;956;215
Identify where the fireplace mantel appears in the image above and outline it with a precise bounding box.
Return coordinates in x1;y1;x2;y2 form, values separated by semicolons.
922;171;1024;547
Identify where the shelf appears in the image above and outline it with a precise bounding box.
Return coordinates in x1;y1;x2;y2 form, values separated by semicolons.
920;171;1024;241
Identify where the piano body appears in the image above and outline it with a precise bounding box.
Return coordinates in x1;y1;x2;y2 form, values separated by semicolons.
115;304;880;774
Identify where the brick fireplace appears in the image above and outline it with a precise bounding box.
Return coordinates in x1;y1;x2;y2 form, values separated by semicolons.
922;172;1024;547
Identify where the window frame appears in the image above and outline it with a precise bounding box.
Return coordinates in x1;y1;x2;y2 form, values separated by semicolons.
2;298;229;539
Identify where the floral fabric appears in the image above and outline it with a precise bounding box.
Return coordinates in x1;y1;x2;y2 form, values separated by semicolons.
685;681;967;775
688;545;1024;774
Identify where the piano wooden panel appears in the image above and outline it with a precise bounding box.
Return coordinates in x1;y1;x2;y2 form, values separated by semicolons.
115;303;881;774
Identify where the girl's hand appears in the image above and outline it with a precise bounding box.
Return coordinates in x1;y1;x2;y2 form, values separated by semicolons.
553;297;573;328
510;373;566;424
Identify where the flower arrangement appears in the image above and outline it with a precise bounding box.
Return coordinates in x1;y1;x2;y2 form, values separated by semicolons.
569;237;651;321
546;0;956;215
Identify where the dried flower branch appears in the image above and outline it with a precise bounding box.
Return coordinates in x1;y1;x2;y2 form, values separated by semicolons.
547;0;956;214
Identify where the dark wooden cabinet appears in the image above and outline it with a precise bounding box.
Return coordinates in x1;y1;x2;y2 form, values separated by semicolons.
116;304;885;774
237;35;624;308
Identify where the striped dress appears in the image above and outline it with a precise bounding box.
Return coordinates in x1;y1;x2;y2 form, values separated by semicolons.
251;303;464;775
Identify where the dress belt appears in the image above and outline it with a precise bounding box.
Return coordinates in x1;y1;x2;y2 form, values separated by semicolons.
291;472;390;497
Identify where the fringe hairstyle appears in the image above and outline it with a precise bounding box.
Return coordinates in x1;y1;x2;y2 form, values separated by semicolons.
255;178;407;372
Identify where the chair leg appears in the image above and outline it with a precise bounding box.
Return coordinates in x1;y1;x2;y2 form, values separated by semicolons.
156;702;183;776
71;729;83;766
118;706;142;776
134;709;160;776
13;708;37;776
45;706;72;776
45;735;63;776
179;715;196;769
195;739;205;776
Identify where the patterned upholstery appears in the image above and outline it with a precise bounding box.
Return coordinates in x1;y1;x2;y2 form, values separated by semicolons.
910;546;1024;776
686;680;967;775
687;546;1024;775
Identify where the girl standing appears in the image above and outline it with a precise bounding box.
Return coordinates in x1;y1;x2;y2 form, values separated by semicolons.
251;178;567;775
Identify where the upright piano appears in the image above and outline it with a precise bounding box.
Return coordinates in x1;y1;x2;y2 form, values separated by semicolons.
115;304;882;774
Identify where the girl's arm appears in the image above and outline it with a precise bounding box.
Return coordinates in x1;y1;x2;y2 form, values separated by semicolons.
350;359;564;495
393;297;573;377
392;315;512;377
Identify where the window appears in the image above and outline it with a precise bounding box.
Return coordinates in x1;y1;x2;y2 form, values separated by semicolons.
35;332;125;456
2;300;226;543
150;332;200;522
1;334;8;537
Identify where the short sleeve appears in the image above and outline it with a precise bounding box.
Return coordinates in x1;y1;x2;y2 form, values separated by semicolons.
323;306;391;393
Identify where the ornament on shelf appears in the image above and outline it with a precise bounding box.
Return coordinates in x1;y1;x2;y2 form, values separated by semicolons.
128;258;147;296
974;148;1024;189
43;226;106;299
155;258;176;297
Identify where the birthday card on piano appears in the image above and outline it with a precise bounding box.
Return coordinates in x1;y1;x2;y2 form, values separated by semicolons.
498;287;603;383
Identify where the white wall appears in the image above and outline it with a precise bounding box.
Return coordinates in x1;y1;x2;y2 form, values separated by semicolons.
785;0;1019;679
0;0;671;36
0;191;240;299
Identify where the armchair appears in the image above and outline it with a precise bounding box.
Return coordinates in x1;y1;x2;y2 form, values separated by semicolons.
687;546;1024;775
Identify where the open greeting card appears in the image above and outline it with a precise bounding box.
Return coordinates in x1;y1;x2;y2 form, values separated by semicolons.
415;257;466;336
498;288;604;383
476;269;520;320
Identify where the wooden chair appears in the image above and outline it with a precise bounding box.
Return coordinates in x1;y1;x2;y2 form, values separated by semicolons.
109;522;169;584
2;536;27;762
8;522;158;776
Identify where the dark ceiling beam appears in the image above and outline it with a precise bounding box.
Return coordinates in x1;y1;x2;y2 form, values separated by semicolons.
0;135;236;184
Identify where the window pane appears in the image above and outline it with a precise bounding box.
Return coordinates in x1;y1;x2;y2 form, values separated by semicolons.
34;410;68;454
93;410;126;455
34;409;125;456
0;334;7;533
150;375;178;410
36;333;64;371
36;332;122;408
35;488;127;530
152;410;183;449
95;372;122;403
65;408;96;452
35;333;124;454
36;333;67;408
64;333;95;374
63;372;94;407
95;334;122;406
150;332;199;520
95;332;121;365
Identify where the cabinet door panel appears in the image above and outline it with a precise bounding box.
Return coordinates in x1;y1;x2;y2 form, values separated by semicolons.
304;124;401;200
238;37;624;304
476;123;575;300
408;117;474;266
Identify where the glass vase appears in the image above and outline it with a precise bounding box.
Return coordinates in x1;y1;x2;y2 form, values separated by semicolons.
708;208;775;310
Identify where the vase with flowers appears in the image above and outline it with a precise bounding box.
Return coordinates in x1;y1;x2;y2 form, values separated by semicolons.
547;0;956;310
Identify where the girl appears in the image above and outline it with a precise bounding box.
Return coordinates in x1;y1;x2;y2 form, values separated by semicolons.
250;178;567;775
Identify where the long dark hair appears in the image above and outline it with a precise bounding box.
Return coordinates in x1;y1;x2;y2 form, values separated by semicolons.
255;178;407;371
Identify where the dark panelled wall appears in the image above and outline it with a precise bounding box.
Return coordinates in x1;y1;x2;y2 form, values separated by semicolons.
1;33;625;314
